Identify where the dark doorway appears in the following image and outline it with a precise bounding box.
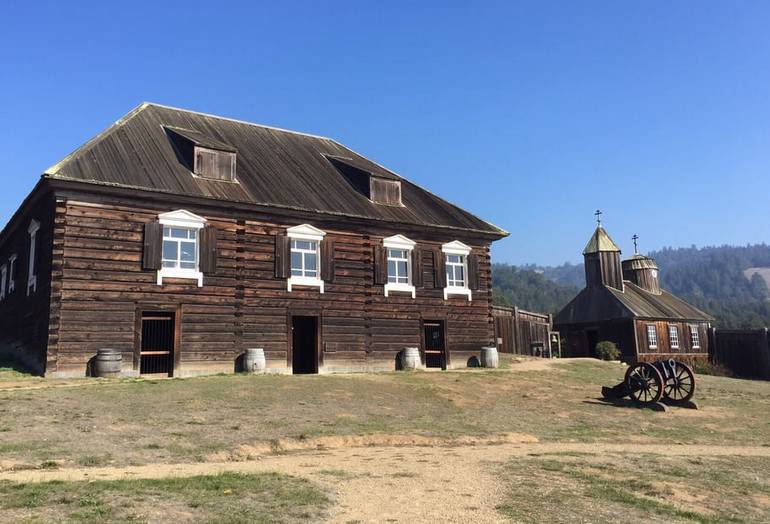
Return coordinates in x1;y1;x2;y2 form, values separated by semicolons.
140;312;175;376
586;329;599;358
292;316;319;374
424;321;446;369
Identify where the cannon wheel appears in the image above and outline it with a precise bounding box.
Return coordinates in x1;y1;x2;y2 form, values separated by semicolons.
663;361;696;402
624;362;664;405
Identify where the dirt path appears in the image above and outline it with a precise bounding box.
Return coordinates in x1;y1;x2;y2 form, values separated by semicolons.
3;441;769;523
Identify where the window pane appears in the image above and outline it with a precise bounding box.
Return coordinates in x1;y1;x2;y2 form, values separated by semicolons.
163;241;178;262
397;260;408;278
180;262;196;269
163;226;170;236
456;265;464;282
162;261;175;268
189;229;197;240
170;228;188;239
291;268;303;276
387;260;396;278
305;253;317;271
447;254;461;264
305;269;317;278
446;267;452;283
180;242;196;262
291;251;302;271
295;240;313;251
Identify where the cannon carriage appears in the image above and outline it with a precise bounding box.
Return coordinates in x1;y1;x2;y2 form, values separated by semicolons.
602;359;696;406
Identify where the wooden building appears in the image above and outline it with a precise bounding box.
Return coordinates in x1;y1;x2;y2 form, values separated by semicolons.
0;103;507;377
554;225;713;364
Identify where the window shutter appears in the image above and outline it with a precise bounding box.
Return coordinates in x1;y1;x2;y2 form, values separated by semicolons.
275;234;289;279
433;250;446;289
412;247;423;288
373;246;387;285
142;221;163;270
200;226;218;275
321;239;335;282
468;253;480;291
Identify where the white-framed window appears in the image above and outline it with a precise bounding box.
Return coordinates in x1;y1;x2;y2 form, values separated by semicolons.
27;219;40;296
442;240;472;301
291;239;318;278
157;210;206;287
690;325;701;349
669;325;680;349
7;254;17;293
383;234;416;298
0;264;6;301
287;224;325;292
647;324;658;349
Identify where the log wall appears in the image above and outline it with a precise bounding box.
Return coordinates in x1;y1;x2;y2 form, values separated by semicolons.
46;193;495;377
0;191;56;374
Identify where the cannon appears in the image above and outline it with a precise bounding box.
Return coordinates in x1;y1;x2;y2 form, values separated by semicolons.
602;359;696;406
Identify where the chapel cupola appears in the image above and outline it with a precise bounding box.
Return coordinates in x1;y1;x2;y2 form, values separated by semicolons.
622;235;661;294
582;210;624;291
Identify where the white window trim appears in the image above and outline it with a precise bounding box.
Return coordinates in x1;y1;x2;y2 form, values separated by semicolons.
27;219;40;296
442;240;472;301
690;325;701;349
0;264;6;301
157;210;206;287
287;224;325;293
7;254;16;293
647;324;658;349
383;235;416;298
668;325;680;349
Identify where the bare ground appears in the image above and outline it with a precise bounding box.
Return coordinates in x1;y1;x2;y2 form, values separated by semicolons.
3;439;770;523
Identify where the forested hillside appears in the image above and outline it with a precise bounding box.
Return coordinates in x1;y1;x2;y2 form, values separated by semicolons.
492;243;770;328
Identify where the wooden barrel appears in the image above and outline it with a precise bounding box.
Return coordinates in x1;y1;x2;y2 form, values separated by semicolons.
95;348;122;378
480;347;499;369
401;347;421;371
244;348;266;373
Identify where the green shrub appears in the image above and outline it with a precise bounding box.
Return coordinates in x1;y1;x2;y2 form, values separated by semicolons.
595;341;620;361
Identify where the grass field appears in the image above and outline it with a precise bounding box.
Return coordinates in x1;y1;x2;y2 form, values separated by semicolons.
1;357;769;522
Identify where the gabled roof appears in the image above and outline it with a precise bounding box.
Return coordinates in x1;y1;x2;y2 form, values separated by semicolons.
583;226;621;254
554;280;714;325
43;103;506;237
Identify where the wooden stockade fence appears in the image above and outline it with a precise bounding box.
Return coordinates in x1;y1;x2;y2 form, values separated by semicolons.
492;306;554;356
709;327;770;380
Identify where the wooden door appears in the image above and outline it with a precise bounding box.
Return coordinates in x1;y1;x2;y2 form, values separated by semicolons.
140;312;175;376
424;321;446;369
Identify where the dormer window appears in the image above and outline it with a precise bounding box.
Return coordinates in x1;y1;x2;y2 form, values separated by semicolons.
370;178;402;206
194;146;236;181
164;126;237;182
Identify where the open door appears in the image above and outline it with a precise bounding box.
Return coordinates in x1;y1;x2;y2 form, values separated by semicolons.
292;316;319;374
424;321;446;369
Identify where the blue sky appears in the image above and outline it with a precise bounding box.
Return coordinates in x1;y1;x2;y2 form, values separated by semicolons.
2;1;769;265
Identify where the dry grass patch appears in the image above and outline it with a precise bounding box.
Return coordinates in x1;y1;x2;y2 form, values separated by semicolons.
0;472;330;523
497;453;770;523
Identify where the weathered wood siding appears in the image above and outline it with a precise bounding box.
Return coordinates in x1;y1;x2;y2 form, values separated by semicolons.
48;194;495;377
635;319;710;364
492;306;552;355
0;191;56;374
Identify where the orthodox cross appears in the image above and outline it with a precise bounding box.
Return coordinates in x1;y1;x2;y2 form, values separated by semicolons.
632;234;639;254
594;209;603;226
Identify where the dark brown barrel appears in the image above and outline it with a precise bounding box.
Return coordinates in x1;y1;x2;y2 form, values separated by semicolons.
95;348;122;378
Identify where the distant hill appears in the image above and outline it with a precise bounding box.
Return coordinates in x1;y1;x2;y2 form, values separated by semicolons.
493;243;770;329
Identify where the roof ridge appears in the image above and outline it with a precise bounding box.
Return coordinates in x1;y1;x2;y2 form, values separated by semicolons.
142;102;333;141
